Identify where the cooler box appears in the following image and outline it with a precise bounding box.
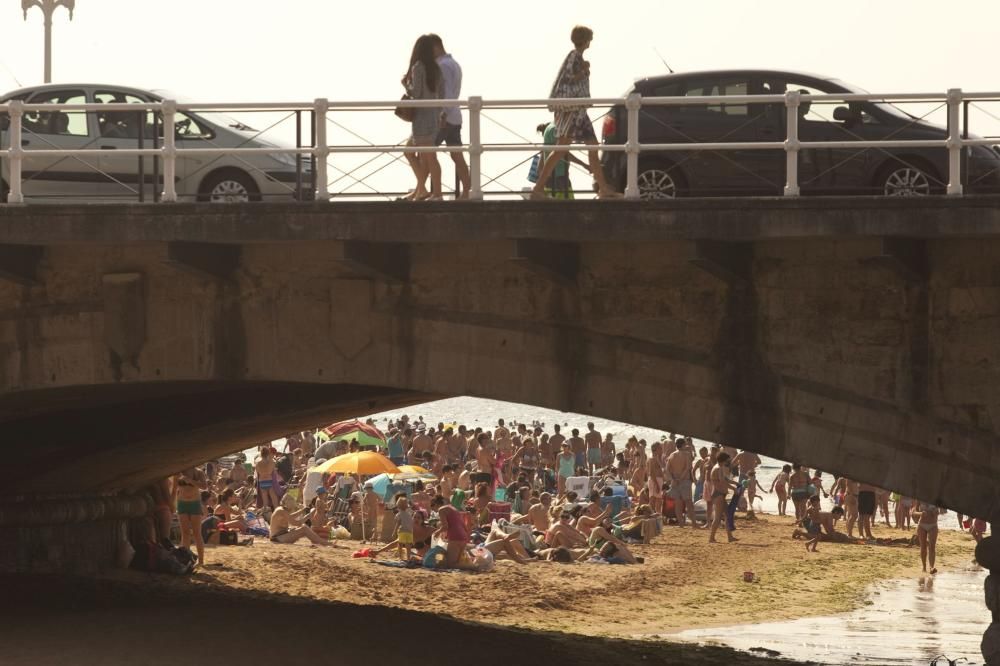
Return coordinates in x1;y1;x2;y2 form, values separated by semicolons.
607;483;628;497
488;501;511;523
566;476;590;497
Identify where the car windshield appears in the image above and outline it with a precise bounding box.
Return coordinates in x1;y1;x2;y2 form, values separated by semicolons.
150;89;258;132
825;79;917;121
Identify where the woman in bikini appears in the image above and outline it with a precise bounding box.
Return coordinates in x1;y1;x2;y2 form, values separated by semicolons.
911;501;945;574
175;467;207;566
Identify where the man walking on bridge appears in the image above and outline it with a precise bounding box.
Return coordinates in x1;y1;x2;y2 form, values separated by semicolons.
429;34;470;199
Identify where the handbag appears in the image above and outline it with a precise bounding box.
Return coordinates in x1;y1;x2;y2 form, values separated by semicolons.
394;94;415;122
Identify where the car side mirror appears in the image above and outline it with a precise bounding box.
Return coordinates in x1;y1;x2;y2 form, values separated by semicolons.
833;106;856;122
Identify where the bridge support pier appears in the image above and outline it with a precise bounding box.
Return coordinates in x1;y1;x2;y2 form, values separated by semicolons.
0;494;150;573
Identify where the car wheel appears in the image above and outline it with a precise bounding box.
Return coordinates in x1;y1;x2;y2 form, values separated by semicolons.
198;170;260;203
878;160;936;196
637;162;684;199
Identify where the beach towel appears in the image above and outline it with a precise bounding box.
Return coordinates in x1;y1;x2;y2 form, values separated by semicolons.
368;559;420;569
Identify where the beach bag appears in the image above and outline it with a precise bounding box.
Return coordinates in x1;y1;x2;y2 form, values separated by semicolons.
219;530;238;546
527;153;542;183
471;545;495;572
395;94;415;122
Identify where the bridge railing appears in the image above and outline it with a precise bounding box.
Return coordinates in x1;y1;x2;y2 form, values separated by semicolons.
0;89;998;203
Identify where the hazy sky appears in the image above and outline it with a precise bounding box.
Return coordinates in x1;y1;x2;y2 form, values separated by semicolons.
3;0;999;195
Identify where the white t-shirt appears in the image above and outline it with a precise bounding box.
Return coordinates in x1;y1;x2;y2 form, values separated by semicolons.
437;53;463;126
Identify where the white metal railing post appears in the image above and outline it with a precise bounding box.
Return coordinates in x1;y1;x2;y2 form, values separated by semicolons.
783;89;801;197
468;95;483;200
946;88;963;196
624;92;641;200
161;99;177;202
313;98;330;202
7;100;24;204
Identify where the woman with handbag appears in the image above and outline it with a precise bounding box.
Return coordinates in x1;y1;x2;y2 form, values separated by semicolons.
530;25;620;201
399;35;443;201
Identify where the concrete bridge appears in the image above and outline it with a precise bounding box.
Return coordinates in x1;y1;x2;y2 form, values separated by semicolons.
2;196;1000;535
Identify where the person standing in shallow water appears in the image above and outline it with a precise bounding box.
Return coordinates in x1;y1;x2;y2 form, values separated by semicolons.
530;25;621;200
912;501;945;574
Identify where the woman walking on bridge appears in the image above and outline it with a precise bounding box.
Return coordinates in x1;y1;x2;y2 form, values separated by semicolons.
402;35;443;201
531;25;620;201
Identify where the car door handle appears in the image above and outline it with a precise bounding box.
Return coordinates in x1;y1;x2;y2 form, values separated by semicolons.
100;145;117;150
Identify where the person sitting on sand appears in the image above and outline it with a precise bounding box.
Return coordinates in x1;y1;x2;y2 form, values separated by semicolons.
269;494;334;546
800;495;823;552
619;504;659;544
515;492;552;533
792;499;848;547
473;482;492;527
431;494;475;570
543;509;589;549
573;502;611;535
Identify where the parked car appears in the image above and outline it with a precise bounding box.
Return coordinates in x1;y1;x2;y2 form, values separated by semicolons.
0;83;313;203
600;69;1000;198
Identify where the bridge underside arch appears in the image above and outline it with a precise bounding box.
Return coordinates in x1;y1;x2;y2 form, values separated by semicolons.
1;200;999;521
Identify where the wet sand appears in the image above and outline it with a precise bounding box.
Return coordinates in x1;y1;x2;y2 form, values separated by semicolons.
674;568;989;664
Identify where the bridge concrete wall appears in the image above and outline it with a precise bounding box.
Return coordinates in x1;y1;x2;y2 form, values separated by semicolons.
0;198;999;522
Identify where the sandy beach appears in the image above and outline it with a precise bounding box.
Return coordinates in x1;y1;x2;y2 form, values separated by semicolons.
104;513;976;637
1;513;981;666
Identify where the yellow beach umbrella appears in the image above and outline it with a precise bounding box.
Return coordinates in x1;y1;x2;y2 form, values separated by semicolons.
313;451;401;476
397;464;433;476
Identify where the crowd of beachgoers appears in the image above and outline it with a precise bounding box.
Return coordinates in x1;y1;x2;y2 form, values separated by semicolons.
127;413;988;579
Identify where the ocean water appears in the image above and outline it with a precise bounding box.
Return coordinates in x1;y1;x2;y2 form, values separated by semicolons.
670;568;990;665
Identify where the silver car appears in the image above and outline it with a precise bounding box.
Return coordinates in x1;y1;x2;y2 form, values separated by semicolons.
0;83;313;203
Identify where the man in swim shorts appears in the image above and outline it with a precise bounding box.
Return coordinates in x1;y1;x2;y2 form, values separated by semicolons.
666;439;696;527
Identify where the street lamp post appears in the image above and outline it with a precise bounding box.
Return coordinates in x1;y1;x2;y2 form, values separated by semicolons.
22;0;75;84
